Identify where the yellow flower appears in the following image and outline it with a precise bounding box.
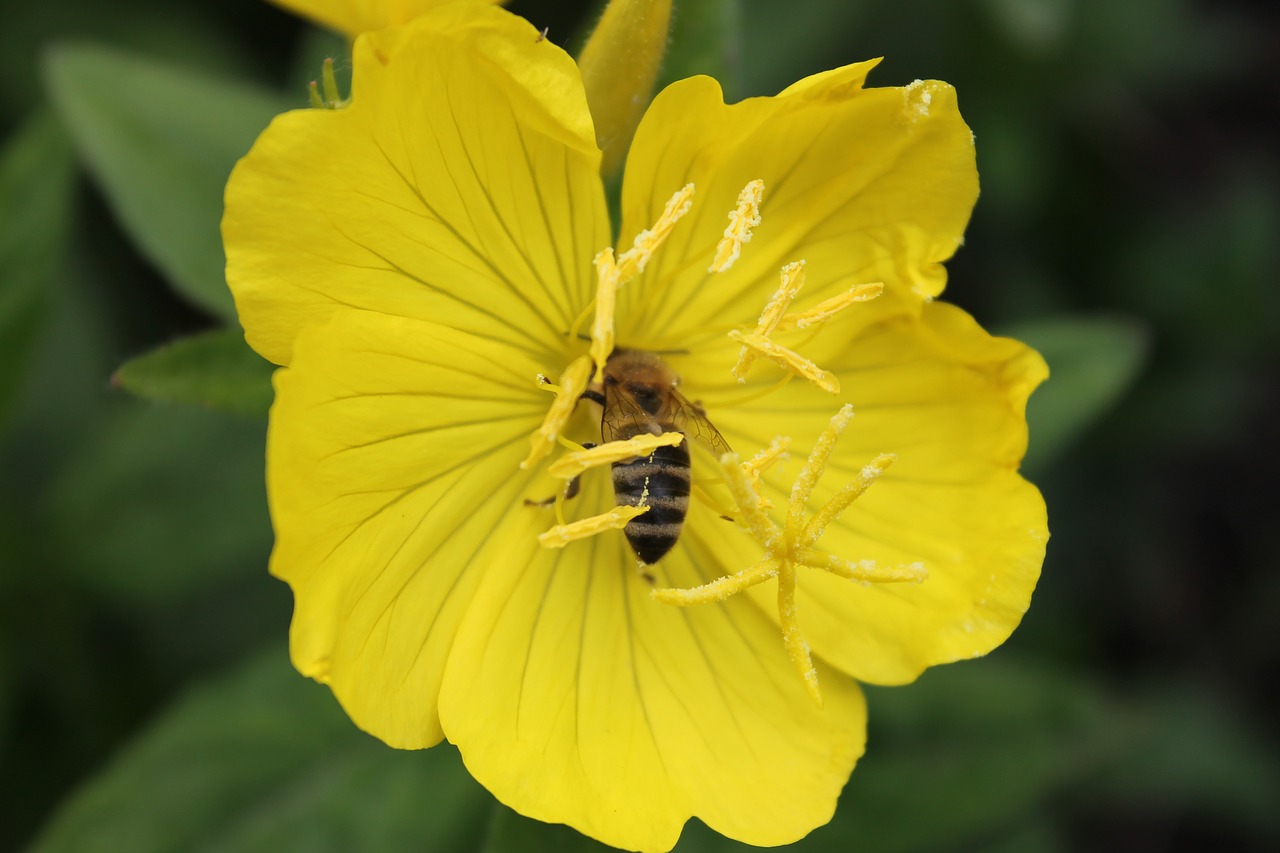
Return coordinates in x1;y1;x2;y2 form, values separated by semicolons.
268;0;505;38
223;4;1047;851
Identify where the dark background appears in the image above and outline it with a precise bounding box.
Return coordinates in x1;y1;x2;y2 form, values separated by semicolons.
1;0;1277;850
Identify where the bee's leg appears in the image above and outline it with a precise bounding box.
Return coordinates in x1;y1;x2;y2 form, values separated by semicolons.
579;389;606;406
522;443;596;509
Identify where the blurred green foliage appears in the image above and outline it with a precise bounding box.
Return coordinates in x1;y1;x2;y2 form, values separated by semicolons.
1;0;1277;851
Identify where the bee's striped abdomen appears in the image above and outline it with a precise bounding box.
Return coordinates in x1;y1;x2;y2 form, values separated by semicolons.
612;439;691;565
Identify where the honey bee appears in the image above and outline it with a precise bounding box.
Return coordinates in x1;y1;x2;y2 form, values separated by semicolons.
585;349;731;565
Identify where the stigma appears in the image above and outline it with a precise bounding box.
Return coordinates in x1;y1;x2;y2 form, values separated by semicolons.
651;405;927;707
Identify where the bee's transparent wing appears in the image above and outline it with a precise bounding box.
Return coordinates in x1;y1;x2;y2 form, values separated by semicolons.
670;390;732;457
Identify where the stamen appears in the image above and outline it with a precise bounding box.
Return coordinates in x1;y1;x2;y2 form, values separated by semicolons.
538;504;650;549
548;432;685;480
709;179;765;273
589;183;696;380
652;405;916;706
730;264;884;394
776;282;883;330
731;260;806;381
589;249;621;381
616;183;695;281
521;356;593;470
727;331;840;394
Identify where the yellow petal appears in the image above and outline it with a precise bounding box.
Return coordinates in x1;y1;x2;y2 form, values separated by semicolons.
695;301;1047;685
614;61;977;352
269;0;507;38
225;4;607;366
440;479;866;851
269;309;547;748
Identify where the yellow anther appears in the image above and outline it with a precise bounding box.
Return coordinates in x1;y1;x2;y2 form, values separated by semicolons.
521;356;593;470
653;405;916;706
776;281;883;330
589;249;621;380
548;432;685;480
616;183;695;282
538;504;650;549
731;261;805;381
728;331;840;394
744;435;790;476
709;179;765;273
589;183;696;380
730;264;884;393
757;260;806;336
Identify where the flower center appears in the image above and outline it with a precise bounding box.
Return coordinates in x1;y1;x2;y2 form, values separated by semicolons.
519;179;928;703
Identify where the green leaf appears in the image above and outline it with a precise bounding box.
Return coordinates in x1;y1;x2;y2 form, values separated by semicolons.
661;0;744;99
828;661;1110;852
43;43;294;318
1091;684;1280;834
44;403;272;604
1003;315;1149;474
114;328;275;418
483;807;617;853
29;649;491;853
0;111;76;425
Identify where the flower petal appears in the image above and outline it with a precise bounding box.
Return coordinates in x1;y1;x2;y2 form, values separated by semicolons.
614;62;977;352
439;477;866;852
225;4;606;366
269;0;507;40
694;301;1047;685
269;308;549;747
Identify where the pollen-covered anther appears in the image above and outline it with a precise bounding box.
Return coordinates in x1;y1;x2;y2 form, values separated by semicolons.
615;182;695;281
775;281;883;330
521;355;593;470
652;404;919;707
731;260;806;380
589;249;622;380
709;179;765;273
731;263;884;394
728;331;840;394
548;432;685;480
589;183;695;379
538;505;650;549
